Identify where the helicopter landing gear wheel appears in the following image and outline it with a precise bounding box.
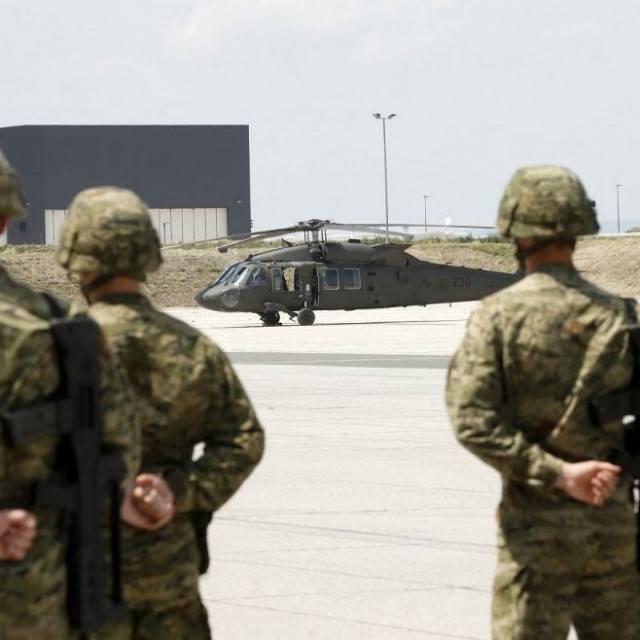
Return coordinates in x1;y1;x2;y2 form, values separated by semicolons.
297;308;315;326
261;311;280;326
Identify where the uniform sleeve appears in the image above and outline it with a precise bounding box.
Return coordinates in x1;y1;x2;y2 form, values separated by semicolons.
445;304;563;492
164;344;265;513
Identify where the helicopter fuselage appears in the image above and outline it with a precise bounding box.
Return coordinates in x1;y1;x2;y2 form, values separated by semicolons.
195;241;519;323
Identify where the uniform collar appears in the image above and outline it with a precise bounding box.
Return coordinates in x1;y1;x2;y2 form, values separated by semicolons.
530;263;577;274
529;263;581;284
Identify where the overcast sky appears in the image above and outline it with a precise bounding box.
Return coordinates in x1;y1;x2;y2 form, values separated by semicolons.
2;0;639;232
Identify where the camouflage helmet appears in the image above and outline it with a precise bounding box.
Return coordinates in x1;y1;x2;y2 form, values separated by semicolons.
496;166;599;239
56;186;162;279
0;148;27;218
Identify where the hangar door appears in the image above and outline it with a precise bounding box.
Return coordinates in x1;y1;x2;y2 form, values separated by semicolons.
44;207;228;247
45;210;70;245
148;208;228;246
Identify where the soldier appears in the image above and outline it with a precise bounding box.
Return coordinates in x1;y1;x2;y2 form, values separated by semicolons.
446;166;640;639
56;186;265;640
0;151;143;639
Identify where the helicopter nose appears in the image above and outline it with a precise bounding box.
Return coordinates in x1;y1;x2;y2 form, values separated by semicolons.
195;286;218;310
195;286;240;310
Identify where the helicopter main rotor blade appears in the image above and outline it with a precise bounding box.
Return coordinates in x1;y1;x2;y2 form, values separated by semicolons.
161;225;304;251
324;224;414;241
218;227;307;253
163;217;493;252
420;224;494;230
344;222;494;230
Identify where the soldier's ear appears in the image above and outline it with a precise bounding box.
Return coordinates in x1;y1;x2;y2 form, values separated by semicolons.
0;216;7;235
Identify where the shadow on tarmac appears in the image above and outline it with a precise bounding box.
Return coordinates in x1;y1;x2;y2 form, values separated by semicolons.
196;318;469;330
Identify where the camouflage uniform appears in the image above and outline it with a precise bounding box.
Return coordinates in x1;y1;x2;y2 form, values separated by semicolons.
57;187;265;640
0;153;140;639
446;166;640;639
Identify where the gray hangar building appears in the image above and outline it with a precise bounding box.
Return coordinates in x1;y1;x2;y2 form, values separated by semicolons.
0;125;251;246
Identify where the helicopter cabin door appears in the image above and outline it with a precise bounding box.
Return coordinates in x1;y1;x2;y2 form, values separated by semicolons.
271;266;319;310
316;266;365;310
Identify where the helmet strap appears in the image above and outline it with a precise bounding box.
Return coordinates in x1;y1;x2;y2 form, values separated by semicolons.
80;274;115;304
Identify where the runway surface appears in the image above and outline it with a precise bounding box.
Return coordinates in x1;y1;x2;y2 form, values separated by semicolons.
226;352;451;369
165;304;579;640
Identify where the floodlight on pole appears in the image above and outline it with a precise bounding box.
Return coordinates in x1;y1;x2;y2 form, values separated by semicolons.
616;184;623;234
372;113;396;243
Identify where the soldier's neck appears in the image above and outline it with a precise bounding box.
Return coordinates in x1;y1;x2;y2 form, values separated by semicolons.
525;248;574;274
79;274;142;303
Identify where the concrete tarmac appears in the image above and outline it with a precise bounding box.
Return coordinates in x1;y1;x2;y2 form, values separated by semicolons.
166;304;576;640
226;352;451;369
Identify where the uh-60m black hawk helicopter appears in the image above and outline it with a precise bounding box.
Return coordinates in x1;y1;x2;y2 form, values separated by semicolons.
195;219;520;326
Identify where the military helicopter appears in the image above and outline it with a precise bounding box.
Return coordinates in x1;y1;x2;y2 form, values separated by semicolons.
194;219;519;326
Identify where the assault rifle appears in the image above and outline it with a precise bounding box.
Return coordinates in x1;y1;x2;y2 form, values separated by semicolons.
588;299;640;570
589;387;640;477
589;300;640;478
2;316;126;634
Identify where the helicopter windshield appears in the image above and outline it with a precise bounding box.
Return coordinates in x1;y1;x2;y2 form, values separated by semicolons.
216;263;250;286
230;265;250;285
215;264;237;285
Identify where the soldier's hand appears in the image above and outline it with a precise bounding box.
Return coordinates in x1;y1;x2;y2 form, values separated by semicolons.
132;474;175;524
0;509;38;561
555;461;621;506
121;475;175;531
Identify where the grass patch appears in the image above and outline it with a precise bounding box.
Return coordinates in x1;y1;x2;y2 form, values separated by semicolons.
412;234;510;245
0;244;55;255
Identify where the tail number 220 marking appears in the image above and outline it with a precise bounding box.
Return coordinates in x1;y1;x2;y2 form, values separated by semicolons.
452;277;471;288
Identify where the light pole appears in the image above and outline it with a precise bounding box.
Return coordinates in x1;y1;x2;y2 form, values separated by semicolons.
372;113;396;243
616;184;623;233
423;194;430;235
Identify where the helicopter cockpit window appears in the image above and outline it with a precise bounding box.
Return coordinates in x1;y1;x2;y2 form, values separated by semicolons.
320;268;339;291
343;268;361;290
248;266;268;287
216;264;238;285
272;267;283;291
229;265;249;285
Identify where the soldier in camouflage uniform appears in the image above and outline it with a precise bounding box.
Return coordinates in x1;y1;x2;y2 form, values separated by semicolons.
57;186;265;640
0;151;142;639
446;166;640;640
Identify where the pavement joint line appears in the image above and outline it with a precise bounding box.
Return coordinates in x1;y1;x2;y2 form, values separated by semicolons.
212;535;495;554
212;543;401;555
200;598;485;639
210;555;492;593
212;518;495;552
217;503;491;517
210;583;489;603
213;542;401;555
